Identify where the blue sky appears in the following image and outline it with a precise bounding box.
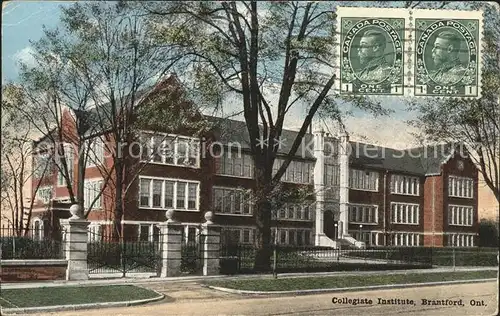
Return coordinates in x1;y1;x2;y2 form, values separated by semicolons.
2;1;75;83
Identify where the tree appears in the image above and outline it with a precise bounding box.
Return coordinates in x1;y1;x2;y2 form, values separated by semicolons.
408;2;500;204
144;1;389;271
18;1;209;238
478;218;499;247
1;84;52;236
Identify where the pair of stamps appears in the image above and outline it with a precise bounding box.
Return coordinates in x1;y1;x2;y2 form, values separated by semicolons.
336;7;483;98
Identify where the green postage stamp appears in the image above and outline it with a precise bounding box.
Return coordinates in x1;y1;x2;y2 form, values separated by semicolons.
335;7;484;98
414;9;483;98
339;17;405;96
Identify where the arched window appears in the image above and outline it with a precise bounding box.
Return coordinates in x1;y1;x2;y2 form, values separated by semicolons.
32;219;43;241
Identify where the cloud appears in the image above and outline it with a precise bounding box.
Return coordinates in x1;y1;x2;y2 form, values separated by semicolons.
12;46;37;68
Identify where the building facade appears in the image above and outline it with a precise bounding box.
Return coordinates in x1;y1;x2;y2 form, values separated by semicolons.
29;78;479;248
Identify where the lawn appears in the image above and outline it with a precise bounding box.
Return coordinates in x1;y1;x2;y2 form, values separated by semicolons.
205;270;497;292
0;285;160;309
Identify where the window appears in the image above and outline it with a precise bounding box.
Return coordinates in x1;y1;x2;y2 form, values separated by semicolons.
276;229;313;245
350;231;378;246
86;137;105;167
212;187;253;215
84;179;103;209
139;177;200;210
391;233;420;246
36;186;53;204
139;225;150;242
220;227;254;245
57;144;74;186
32;219;42;241
348;204;378;224
215;151;254;178
349;169;378;191
391;175;419;195
448;205;473;226
274;203;313;221
140;133;200;167
447;234;474;247
88;224;102;242
272;158;314;184
34;153;53;178
325;164;340;186
391;203;419;224
448;176;473;198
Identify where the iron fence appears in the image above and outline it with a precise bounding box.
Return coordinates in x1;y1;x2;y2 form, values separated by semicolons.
87;230;161;276
0;226;65;260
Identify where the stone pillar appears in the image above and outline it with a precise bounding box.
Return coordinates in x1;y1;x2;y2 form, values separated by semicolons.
60;204;90;281
313;128;326;245
339;131;350;238
159;210;183;277
202;211;220;276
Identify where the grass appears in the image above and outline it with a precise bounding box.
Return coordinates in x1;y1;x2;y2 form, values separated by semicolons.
205;270;497;292
0;285;160;309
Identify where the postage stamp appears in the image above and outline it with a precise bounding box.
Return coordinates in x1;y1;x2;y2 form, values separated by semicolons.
414;9;483;98
335;7;409;96
335;7;484;98
339;17;405;96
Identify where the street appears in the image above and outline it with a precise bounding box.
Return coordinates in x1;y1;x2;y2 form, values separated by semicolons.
35;281;498;316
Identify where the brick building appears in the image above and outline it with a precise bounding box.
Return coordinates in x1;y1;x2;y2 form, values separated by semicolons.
29;76;479;248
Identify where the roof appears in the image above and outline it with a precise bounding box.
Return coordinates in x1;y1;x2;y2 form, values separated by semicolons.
350;141;457;176
204;115;316;159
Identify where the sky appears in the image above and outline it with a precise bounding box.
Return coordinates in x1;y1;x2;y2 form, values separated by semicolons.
1;0;417;148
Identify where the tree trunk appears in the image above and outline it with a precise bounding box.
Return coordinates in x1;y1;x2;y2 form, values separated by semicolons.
113;160;124;241
253;163;273;272
77;153;85;214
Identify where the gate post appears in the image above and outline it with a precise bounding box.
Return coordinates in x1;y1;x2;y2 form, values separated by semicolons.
60;204;90;281
202;212;220;276
158;211;183;277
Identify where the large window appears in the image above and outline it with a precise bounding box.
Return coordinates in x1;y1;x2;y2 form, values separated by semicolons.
391;175;419;196
348;204;378;224
84;179;103;209
212;187;253;215
349;169;378;191
34;153;53;178
272;228;312;245
447;234;474;247
57;144;74;186
139;177;200;211
141;133;200;168
221;227;255;245
36;186;53;204
88;224;102;242
215;151;254;178
272;203;313;221
448;205;473;226
391;233;420;246
448;176;473;198
86;137;105;167
391;202;419;224
272;158;314;184
350;231;379;246
325;164;340;186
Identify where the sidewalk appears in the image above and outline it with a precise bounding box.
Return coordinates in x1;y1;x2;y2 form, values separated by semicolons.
1;266;497;290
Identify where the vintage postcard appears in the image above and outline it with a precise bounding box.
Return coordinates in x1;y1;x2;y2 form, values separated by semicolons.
1;2;498;316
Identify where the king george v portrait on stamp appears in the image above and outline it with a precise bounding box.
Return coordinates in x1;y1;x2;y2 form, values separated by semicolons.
415;18;480;97
340;18;404;96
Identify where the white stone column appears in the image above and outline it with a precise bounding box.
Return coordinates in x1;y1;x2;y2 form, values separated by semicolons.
60;204;90;281
158;210;183;277
339;131;350;238
313;128;326;245
201;211;220;276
